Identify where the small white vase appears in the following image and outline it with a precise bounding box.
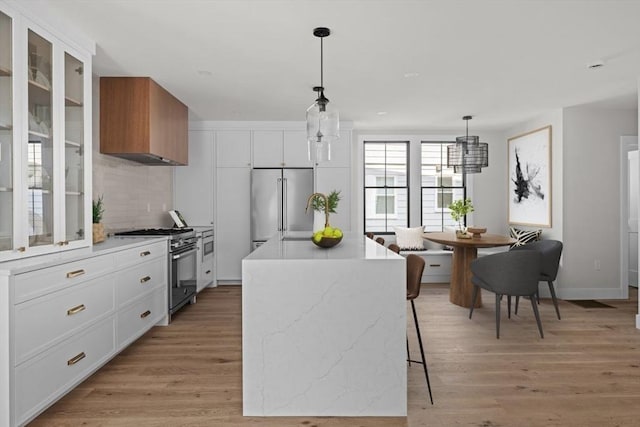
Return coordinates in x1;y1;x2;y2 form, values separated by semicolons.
313;210;325;233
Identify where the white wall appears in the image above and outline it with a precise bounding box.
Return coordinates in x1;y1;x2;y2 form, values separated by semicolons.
91;76;174;232
562;106;637;298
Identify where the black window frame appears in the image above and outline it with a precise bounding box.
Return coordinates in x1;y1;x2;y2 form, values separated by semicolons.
363;141;410;235
420;141;468;232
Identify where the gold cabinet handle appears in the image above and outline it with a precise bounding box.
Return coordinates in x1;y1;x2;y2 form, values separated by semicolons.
66;269;86;278
67;304;86;316
140;251;151;257
140;310;151;319
67;352;86;366
140;276;151;283
17;247;26;252
429;264;441;267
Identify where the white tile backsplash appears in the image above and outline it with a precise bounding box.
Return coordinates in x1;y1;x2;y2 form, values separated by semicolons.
91;75;173;233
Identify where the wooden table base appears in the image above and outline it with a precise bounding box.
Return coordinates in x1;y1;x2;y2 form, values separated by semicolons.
450;246;482;308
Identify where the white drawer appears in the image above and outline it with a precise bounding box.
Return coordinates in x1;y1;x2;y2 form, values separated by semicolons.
117;286;165;349
14;254;114;303
200;262;214;289
114;241;166;269
422;254;452;277
15;317;116;425
116;257;165;306
14;275;115;365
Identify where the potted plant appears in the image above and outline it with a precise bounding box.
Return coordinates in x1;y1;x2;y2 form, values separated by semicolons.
308;190;341;233
92;195;106;243
448;198;474;238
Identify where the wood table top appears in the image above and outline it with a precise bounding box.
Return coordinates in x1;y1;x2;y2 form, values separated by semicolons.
423;232;516;248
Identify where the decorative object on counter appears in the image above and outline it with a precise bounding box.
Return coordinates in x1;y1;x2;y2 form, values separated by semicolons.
92;195;106;243
306;192;343;248
306;27;339;163
448;198;474;239
447;115;489;174
309;189;341;233
467;226;487;239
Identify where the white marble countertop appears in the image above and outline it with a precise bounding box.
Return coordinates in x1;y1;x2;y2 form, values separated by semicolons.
244;231;401;261
0;236;167;275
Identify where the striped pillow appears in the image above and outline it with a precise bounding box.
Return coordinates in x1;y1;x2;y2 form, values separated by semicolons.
509;227;542;248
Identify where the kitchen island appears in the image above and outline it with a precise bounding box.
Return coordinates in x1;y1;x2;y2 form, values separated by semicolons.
242;232;406;416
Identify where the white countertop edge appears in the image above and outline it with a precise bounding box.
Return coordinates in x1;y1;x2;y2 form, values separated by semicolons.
0;236;168;275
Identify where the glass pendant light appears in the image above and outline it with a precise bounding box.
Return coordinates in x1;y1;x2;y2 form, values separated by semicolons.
447;115;488;174
306;27;339;162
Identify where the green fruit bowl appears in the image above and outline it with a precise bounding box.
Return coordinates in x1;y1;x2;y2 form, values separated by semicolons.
311;235;343;248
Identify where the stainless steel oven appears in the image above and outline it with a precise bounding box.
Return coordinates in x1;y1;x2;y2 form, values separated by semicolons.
202;228;214;258
169;232;198;319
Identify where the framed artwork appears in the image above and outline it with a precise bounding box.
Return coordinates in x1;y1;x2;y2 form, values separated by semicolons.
507;125;552;227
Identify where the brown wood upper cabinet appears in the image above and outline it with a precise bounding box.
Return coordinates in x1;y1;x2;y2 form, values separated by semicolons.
100;77;188;165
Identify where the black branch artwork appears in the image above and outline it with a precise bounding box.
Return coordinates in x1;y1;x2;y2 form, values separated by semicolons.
512;149;545;203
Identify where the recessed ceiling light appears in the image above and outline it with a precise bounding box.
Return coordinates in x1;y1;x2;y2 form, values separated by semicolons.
587;60;605;70
403;72;419;78
377;111;387;116
197;70;213;76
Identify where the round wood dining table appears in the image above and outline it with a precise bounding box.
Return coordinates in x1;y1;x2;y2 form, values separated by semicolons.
423;232;516;308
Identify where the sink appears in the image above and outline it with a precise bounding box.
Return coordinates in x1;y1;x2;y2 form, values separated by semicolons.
281;235;311;241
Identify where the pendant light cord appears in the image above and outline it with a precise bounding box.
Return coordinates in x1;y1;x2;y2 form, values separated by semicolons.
320;37;324;90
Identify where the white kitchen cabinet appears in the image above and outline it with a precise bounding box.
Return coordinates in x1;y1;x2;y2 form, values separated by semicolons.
174;130;214;225
216;130;251;167
283;130;314;167
215;167;250;282
253;130;313;168
316;130;351;168
0;238;168;427
252;130;283;167
0;3;93;262
316;167;351;231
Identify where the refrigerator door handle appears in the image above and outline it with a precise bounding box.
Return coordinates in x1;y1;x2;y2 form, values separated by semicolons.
283;178;288;231
277;178;282;231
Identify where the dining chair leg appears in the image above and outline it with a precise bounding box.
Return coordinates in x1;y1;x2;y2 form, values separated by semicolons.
507;295;512;319
406;337;411;367
548;280;561;320
411;300;434;404
469;285;479;319
495;293;501;339
515;295;520;315
530;295;544;338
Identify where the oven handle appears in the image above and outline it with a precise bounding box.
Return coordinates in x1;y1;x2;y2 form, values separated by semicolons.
172;246;198;260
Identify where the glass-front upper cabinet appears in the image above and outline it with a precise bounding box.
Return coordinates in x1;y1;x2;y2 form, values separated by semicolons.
0;11;13;252
64;52;85;243
27;29;54;248
0;3;93;262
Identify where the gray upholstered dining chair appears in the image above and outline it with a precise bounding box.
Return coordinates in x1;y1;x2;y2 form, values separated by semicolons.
510;240;563;319
469;250;544;338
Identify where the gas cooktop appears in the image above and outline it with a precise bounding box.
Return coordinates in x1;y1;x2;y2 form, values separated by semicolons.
115;228;193;236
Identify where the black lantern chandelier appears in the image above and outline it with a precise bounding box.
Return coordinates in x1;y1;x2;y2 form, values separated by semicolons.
447;115;488;174
306;27;339;162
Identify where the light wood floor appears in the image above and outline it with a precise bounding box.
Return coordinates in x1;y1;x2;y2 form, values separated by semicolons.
31;285;640;427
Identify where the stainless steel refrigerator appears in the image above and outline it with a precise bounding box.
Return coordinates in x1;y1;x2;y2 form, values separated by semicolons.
251;168;314;248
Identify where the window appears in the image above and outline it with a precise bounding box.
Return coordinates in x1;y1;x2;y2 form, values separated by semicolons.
375;177;396;215
364;141;408;233
421;142;466;232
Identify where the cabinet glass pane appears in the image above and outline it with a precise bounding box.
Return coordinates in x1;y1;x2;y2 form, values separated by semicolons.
64;52;84;242
28;30;53;247
0;12;13;251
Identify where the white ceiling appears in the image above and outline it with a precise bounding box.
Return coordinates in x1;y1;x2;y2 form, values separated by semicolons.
32;0;640;131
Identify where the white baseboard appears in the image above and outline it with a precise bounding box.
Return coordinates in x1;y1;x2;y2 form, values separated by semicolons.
636;314;640;330
553;287;626;300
